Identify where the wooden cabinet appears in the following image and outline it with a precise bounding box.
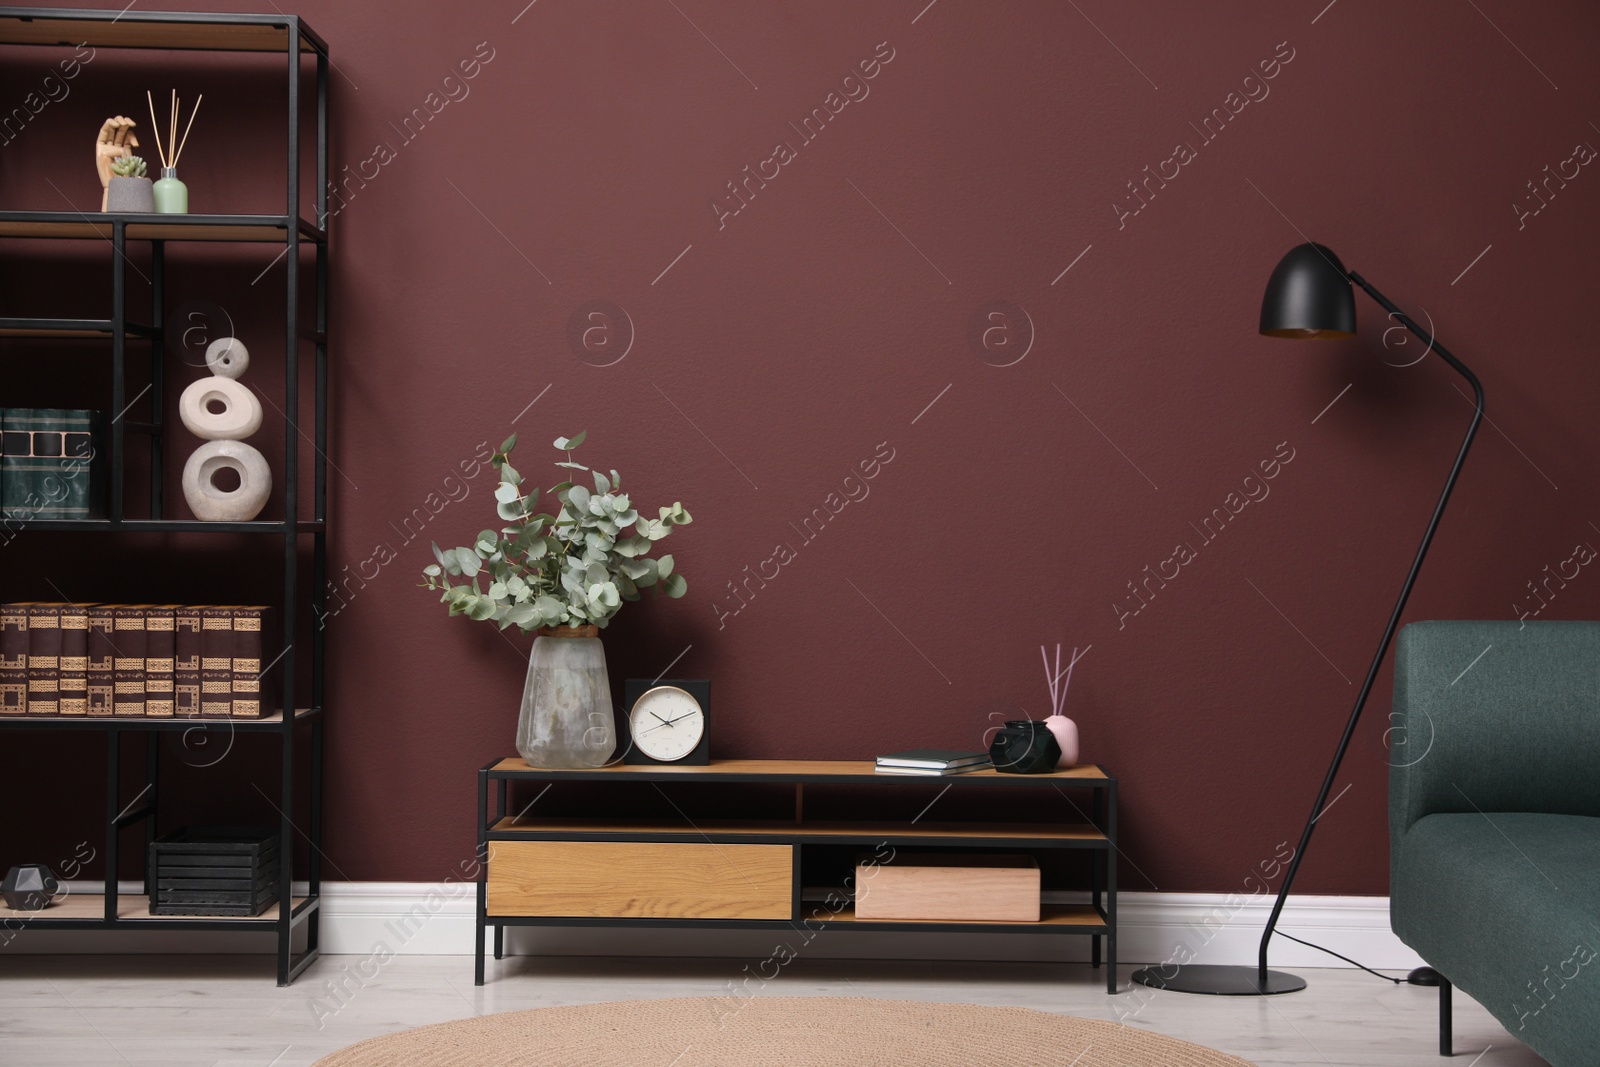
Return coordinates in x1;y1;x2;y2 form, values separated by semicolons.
476;758;1118;991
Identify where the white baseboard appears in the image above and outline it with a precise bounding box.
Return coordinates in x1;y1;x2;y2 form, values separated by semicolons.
3;882;1424;971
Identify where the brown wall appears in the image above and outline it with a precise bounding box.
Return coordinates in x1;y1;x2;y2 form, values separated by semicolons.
3;0;1598;896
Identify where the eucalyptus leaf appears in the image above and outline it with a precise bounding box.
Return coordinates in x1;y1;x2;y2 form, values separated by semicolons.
593;470;611;495
657;554;674;580
500;433;518;454
553;431;587;451
661;572;688;598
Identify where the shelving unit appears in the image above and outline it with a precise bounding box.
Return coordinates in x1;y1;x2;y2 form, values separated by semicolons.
476;759;1119;992
0;7;329;985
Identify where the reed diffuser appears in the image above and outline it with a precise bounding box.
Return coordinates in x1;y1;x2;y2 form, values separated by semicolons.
1039;643;1084;768
147;89;202;214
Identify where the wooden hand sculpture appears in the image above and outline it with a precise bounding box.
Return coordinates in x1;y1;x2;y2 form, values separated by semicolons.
95;116;139;211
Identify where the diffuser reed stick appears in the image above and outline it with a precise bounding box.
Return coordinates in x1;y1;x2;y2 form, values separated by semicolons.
172;95;203;167
146;90;168;168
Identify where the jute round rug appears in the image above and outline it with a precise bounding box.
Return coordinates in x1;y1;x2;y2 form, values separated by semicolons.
314;996;1257;1066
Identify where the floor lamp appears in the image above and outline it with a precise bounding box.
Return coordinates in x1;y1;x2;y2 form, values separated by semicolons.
1131;243;1485;996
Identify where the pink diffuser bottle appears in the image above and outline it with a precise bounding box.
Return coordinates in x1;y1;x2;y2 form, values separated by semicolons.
1041;644;1083;768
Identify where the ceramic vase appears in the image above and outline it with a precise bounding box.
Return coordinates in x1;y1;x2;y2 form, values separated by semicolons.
1043;714;1079;768
516;625;616;768
153;166;188;213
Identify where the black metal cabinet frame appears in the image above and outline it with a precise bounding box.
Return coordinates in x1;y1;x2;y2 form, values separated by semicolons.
0;7;330;986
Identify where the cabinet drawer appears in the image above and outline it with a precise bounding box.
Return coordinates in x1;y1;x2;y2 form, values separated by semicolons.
487;840;792;919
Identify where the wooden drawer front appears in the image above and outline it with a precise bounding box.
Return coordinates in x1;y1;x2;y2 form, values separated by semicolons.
487;841;792;919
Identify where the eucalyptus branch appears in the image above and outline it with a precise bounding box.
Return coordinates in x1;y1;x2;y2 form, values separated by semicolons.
421;431;693;633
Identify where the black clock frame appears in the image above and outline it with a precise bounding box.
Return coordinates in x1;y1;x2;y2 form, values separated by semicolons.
621;678;710;765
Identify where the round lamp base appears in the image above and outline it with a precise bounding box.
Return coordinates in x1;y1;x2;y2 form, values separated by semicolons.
1130;964;1308;996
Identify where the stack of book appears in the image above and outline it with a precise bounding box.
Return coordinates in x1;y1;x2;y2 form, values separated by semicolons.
0;408;104;520
0;603;271;718
874;750;991;776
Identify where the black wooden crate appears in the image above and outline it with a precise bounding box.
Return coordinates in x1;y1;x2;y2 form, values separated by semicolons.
148;826;280;916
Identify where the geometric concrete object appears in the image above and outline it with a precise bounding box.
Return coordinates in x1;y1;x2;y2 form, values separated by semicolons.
204;336;249;379
178;375;263;441
2;864;59;911
182;439;272;521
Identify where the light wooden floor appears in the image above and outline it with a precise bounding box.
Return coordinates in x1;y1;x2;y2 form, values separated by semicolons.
0;954;1551;1066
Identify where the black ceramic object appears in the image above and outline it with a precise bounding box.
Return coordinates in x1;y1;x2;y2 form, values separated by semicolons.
988;720;1062;774
2;864;59;911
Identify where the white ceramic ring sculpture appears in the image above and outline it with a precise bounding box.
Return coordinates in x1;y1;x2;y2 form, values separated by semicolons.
179;375;263;440
205;336;249;380
182;439;272;521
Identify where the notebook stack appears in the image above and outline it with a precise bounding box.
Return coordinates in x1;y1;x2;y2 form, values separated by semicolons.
874;750;990;776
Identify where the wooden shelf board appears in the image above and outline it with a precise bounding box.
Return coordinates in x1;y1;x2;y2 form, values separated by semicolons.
0;329;149;340
0;13;319;52
3;519;324;534
1;894;307;923
492;817;1105;842
0;708;316;728
819;904;1106;928
0;214;325;243
489;757;1108;781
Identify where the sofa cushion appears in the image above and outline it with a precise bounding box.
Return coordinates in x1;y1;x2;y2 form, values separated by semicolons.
1393;811;1600;1064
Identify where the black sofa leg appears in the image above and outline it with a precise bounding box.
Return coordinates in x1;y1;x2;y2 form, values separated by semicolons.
1439;976;1452;1056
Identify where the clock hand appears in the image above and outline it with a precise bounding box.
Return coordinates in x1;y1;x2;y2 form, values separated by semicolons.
649;710;672;727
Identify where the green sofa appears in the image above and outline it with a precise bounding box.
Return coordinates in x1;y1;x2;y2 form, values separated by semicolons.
1391;620;1600;1063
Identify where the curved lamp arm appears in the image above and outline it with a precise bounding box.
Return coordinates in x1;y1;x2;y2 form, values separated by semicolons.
1256;271;1485;982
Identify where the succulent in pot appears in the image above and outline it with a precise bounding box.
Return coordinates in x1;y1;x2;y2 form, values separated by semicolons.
105;154;155;212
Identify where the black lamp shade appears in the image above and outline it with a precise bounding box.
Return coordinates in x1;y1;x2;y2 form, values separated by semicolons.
1259;243;1356;339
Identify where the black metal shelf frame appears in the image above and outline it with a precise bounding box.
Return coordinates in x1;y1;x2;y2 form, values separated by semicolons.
0;6;330;986
474;762;1119;992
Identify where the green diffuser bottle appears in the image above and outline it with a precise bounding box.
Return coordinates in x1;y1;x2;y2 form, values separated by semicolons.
152;167;187;213
146;89;201;215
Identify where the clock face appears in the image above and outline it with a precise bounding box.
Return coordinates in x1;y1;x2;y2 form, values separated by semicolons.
629;685;705;762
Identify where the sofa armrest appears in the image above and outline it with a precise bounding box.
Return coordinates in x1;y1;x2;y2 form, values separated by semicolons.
1390;621;1600;858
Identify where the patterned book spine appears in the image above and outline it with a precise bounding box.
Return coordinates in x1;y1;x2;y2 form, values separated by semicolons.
55;409;103;519
112;605;147;717
231;605;267;718
144;605;176;717
200;607;234;717
4;408;102;520
57;603;90;715
87;606;116;716
1;409;33;519
26;602;62;715
0;602;27;714
174;606;203;717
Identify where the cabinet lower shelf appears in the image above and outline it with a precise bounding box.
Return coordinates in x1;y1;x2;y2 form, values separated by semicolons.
2;893;316;929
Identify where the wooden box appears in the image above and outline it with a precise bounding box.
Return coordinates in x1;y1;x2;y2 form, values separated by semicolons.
854;853;1040;922
148;826;279;916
